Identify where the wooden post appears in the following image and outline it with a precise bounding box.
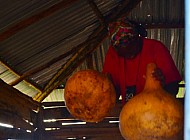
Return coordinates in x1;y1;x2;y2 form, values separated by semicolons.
33;106;44;140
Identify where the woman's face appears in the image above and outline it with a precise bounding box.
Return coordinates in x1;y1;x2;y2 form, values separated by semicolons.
109;21;142;59
114;37;142;59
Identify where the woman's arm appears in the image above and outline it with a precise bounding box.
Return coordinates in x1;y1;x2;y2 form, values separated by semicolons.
152;68;180;97
164;81;180;97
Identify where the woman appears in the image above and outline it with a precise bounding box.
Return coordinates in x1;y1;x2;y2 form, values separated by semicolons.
102;17;182;105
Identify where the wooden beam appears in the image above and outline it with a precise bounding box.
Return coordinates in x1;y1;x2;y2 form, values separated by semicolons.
33;28;108;102
43;118;119;128
0;0;79;42
9;47;76;86
43;127;122;139
38;101;123;139
106;0;143;22
43;107;72;120
0;60;42;91
145;23;184;29
0;79;40;121
42;101;122;120
87;0;106;26
33;106;45;140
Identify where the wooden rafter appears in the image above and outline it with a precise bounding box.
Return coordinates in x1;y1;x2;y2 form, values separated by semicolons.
0;0;79;42
8;0;106;87
87;0;107;26
7;0;108;88
106;0;143;22
33;27;108;102
9;46;78;86
86;0;107;69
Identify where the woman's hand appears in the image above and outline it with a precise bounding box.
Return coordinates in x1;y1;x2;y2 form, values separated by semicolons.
150;68;180;97
151;68;165;87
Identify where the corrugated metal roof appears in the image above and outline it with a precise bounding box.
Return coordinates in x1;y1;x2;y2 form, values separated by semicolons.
0;0;123;98
128;0;184;24
0;0;184;100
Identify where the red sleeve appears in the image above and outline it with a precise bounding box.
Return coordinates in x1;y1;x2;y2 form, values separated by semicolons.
154;41;182;84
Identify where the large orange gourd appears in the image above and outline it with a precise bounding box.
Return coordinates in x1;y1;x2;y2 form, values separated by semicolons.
119;63;184;140
64;69;116;122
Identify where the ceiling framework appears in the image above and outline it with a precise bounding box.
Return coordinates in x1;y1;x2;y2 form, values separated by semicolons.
0;0;184;102
0;0;185;139
0;1;143;138
0;0;80;91
0;0;143;102
33;27;108;102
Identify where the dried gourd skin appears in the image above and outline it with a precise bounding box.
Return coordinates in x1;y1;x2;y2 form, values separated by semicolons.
64;69;116;122
119;63;184;140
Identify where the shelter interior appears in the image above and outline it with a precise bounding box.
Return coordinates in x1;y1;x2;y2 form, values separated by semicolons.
0;0;185;139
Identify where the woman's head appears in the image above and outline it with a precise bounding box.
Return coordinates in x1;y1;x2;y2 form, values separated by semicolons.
108;18;145;58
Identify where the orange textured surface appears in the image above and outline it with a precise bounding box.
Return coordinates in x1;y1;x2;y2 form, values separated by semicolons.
119;63;184;140
64;69;116;122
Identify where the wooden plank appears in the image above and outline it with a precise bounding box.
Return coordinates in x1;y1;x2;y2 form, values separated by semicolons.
43;117;119;129
43;127;123;139
43;107;73;120
0;79;39;121
0;79;39;109
42;102;122;120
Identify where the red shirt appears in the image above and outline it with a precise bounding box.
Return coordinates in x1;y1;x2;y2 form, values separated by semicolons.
102;38;182;104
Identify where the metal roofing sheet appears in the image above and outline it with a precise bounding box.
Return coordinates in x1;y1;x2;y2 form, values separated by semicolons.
0;0;184;100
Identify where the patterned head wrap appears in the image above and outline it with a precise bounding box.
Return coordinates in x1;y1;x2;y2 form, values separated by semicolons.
108;18;139;49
